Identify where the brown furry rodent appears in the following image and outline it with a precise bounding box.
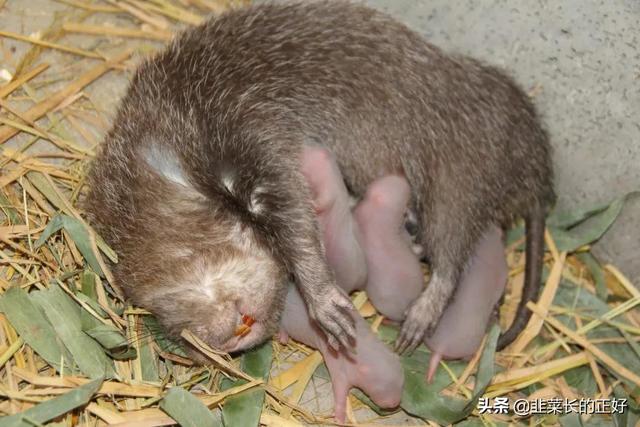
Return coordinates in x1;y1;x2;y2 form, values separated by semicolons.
84;1;555;357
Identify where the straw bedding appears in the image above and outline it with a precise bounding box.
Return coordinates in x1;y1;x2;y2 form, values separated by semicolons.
0;1;638;425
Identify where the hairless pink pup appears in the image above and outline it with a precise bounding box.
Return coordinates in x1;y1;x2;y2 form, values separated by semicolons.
353;174;425;321
277;146;404;422
302;147;508;381
355;190;508;382
282;146;508;423
280;286;403;422
423;226;508;382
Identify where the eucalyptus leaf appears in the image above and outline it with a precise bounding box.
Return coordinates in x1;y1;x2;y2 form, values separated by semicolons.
221;341;272;427
159;387;222;427
0;377;102;427
0;286;67;372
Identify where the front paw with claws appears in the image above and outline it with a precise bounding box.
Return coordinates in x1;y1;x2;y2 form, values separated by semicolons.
395;294;438;354
306;284;357;352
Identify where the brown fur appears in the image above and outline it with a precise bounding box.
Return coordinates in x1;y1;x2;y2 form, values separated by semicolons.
85;1;555;356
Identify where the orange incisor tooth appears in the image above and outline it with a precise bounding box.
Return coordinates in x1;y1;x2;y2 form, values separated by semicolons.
234;324;250;337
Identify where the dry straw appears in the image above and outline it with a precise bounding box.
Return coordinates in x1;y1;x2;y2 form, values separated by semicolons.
0;0;638;426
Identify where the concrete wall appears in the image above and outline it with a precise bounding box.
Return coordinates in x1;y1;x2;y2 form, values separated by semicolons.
359;0;640;284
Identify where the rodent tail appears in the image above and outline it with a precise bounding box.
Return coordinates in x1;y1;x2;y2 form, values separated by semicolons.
496;204;546;350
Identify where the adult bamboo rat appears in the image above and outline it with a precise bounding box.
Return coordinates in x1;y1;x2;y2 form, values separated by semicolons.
85;1;555;358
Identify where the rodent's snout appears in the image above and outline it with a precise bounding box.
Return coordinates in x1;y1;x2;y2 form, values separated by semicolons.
156;230;288;357
233;313;256;337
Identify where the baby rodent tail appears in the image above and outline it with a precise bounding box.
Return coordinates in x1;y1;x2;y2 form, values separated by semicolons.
496;205;546;350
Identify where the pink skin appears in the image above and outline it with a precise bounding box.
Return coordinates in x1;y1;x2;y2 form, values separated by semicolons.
280;286;403;423
353;175;424;321
300;145;367;293
300;147;508;384
285;146;407;421
424;225;508;382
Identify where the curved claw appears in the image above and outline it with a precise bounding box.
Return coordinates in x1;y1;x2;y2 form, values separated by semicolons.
310;289;357;353
327;311;357;355
395;293;438;354
394;326;423;355
395;313;429;354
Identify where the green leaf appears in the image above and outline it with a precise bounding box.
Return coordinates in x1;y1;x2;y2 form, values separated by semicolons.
31;285;115;378
80;270;100;303
26;172;119;264
467;324;500;402
35;214;117;276
25;171;74;216
400;348;468;421
0;190;21;224
576;252;608;301
548;192;638;253
83;324;127;348
0;286;67;372
559;413;584;427
75;292;108;318
35;214;103;275
554;281;640;388
613;384;640;427
547;201;612;229
221;341;272;427
139;335;160;382
78;308;135;360
400;325;500;425
455;418;511;427
563;366;597;396
143;315;188;357
0;377;103;427
159;387;222;427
